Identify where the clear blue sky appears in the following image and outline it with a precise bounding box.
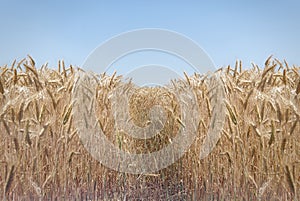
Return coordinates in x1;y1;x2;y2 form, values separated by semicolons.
0;0;299;73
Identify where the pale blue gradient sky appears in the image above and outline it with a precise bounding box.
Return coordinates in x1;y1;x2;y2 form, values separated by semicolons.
0;0;299;73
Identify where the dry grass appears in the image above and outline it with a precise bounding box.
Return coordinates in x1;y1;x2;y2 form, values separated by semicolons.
0;57;299;200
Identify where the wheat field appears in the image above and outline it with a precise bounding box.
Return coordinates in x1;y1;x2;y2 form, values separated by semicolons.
0;56;299;200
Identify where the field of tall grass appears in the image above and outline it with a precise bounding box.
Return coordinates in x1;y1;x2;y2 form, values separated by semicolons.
0;56;299;200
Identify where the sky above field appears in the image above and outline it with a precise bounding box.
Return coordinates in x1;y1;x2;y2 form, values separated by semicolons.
0;0;299;74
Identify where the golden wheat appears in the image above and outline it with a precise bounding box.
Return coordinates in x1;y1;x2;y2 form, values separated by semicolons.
0;56;299;200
